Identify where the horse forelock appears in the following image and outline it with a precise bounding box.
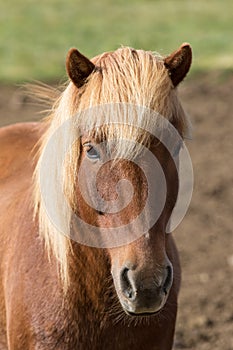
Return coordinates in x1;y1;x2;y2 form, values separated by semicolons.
34;47;190;290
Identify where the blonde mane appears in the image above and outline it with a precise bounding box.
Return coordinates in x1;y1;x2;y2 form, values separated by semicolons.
34;47;190;289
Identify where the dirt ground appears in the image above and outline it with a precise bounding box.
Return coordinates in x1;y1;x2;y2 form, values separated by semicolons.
0;73;232;349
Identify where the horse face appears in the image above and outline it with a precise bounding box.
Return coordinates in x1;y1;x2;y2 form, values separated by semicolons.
76;134;178;316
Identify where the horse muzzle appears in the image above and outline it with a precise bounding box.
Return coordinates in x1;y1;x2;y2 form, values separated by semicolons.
113;263;173;316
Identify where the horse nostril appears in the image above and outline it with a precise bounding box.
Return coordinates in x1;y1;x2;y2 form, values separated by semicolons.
120;267;135;300
163;265;173;295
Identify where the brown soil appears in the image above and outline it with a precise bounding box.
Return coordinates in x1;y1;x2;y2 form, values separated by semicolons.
0;73;232;349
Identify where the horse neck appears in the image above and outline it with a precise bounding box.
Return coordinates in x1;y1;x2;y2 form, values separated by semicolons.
67;242;111;311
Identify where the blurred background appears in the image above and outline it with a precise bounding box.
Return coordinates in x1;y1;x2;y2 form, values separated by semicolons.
0;1;232;349
0;0;232;82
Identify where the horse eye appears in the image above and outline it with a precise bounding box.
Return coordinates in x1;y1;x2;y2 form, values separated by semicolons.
85;145;100;160
173;142;182;158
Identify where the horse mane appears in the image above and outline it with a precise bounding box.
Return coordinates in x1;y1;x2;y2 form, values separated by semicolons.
33;47;190;290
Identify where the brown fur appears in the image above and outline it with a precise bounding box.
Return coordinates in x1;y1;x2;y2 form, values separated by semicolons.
164;43;192;87
0;44;191;349
66;49;95;88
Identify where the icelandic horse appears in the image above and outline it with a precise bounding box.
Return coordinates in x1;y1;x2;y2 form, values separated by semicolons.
0;43;192;349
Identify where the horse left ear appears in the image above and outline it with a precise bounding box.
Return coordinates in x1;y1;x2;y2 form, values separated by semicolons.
66;48;95;88
164;43;192;87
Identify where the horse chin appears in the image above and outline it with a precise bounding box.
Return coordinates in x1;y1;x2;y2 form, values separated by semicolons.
120;295;168;317
124;309;162;317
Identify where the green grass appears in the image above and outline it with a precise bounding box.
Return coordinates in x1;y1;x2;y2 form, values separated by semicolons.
0;0;232;82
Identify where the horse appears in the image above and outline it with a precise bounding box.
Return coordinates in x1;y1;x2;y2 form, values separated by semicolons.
0;43;192;350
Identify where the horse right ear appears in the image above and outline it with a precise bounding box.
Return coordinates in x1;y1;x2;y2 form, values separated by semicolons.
66;48;95;88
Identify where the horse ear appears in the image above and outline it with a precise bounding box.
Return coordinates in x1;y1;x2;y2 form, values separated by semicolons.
164;43;192;87
66;48;95;88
